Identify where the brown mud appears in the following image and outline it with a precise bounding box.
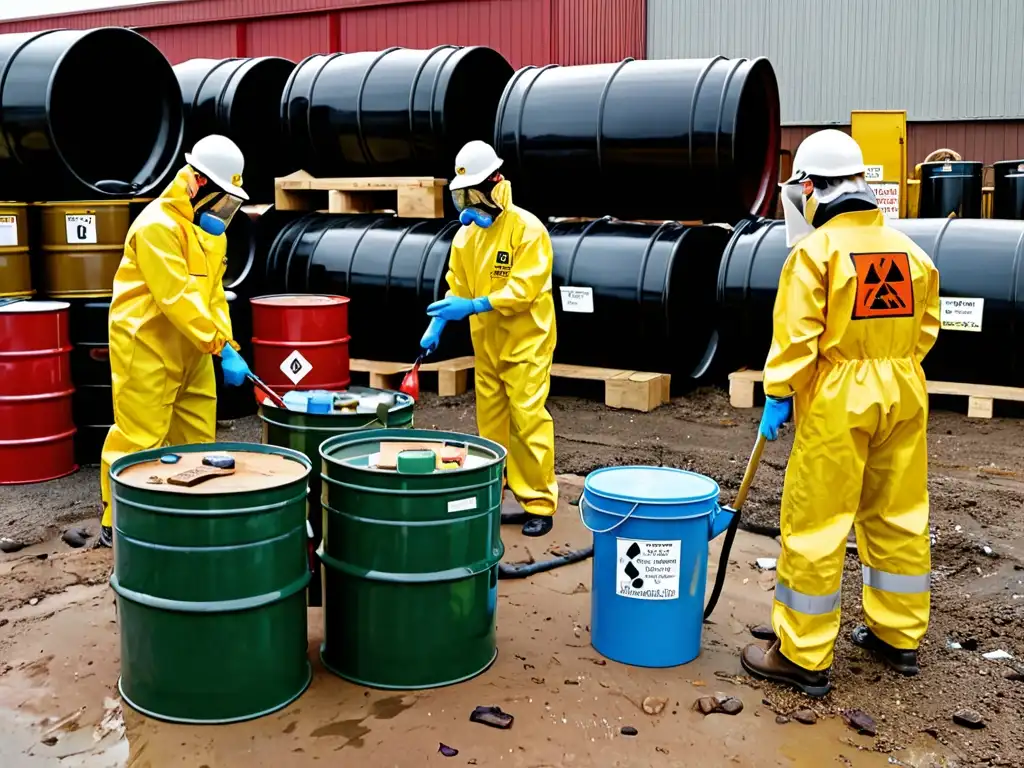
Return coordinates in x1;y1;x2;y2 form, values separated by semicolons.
1;388;1021;766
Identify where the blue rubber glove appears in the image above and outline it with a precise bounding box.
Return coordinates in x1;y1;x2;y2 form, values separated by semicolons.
759;396;793;441
420;316;447;354
426;296;492;322
220;344;251;387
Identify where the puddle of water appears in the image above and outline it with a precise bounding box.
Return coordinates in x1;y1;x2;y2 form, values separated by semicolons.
0;702;128;768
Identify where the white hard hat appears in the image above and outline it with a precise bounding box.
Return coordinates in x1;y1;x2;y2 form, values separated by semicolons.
450;140;503;191
783;129;866;184
185;134;248;200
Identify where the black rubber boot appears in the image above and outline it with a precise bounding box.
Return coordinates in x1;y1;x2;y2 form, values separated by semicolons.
522;514;553;538
741;639;832;698
98;525;113;549
851;625;920;676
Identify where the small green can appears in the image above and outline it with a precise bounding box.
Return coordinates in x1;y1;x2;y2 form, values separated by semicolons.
109;442;312;724
319;428;506;689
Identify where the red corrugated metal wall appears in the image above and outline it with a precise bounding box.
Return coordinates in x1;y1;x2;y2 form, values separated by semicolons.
0;0;645;68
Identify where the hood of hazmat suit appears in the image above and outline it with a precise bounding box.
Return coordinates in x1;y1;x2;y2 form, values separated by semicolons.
445;179;559;517
764;206;941;672
100;168;238;526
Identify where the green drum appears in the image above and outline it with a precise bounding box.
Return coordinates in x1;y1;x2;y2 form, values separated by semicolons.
109;443;312;724
319;428;506;689
260;386;415;606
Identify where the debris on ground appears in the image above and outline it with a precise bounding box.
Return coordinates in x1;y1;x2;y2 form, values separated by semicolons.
754;557;777;571
469;705;514;729
438;743;458;757
620;726;638;736
841;709;877;736
982;649;1014;661
775;715;790;724
61;527;91;548
694;695;744;716
952;709;985;729
792;708;818;725
642;696;668;715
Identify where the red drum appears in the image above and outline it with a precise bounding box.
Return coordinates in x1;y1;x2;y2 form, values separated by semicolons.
250;294;351;398
0;300;77;484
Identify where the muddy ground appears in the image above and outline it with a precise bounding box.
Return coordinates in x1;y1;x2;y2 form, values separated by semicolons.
1;386;1022;767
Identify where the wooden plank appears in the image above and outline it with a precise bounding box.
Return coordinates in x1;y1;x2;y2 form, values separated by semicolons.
274;171;446;218
727;369;1024;419
349;356;475;397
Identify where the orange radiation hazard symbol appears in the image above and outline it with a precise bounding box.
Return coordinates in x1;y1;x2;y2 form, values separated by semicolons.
851;252;915;320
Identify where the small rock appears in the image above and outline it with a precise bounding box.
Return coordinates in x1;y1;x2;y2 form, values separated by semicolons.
0;537;25;554
642;696;668;715
693;695;743;716
755;557;777;570
719;697;743;715
563;679;579;686
952;709;985;729
841;709;876;736
41;736;58;747
982;650;1013;661
61;527;91;549
0;619;8;628
28;598;39;606
775;715;790;725
793;709;818;725
620;726;638;736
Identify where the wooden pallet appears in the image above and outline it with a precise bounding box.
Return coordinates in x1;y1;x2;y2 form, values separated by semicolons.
728;369;1024;419
350;358;671;412
350;356;475;397
275;170;447;218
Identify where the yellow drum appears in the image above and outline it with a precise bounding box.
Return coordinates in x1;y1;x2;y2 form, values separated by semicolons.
37;201;131;298
0;203;33;299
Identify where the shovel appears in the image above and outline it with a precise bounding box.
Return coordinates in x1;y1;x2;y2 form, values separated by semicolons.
247;372;288;409
399;353;425;400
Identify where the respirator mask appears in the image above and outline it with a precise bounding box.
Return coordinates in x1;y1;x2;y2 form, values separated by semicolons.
452;178;502;228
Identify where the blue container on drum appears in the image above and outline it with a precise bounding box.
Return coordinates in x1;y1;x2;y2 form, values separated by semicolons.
580;466;736;667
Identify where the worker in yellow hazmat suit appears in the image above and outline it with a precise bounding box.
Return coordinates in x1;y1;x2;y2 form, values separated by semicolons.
420;141;558;537
98;135;254;548
740;130;941;696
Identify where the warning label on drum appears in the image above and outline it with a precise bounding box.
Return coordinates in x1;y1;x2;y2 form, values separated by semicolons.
615;538;681;600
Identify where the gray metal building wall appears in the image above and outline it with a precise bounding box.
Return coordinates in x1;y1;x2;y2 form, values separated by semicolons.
647;0;1024;125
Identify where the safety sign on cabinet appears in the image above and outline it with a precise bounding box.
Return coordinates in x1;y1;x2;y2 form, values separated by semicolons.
939;297;984;332
615;538;681;600
869;183;900;218
65;214;97;244
280;350;313;384
559;286;594;313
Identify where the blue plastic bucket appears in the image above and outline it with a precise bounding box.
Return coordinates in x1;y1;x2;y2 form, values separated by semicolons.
580;465;733;667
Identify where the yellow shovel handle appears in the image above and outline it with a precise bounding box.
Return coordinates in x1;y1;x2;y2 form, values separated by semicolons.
732;433;767;512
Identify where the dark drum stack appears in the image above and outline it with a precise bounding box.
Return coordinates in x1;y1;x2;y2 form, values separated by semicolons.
0;300;77;484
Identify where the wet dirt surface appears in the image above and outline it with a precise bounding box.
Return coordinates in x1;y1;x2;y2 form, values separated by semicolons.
1;388;1022;766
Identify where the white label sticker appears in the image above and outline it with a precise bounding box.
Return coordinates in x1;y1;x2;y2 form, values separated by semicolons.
0;215;17;247
280;350;313;384
939;297;984;332
869;182;900;218
559;286;594;313
65;214;97;244
447;497;478;514
615;538;681;600
864;164;884;182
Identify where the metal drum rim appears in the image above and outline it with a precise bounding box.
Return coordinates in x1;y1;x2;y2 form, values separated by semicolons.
320;427;507;472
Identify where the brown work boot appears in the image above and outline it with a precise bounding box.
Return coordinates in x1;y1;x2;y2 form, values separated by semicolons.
741;640;832;698
851;625;920;676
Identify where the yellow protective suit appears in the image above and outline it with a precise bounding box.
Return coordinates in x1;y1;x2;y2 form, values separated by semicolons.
445;180;558;516
764;208;941;671
100;169;236;526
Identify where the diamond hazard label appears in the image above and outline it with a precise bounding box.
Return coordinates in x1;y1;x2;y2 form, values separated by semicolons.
280;350;313;385
615;538;681;600
851;252;915;320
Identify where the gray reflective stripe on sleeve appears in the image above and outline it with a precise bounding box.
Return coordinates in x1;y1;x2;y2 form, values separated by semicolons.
862;565;930;594
774;582;842;615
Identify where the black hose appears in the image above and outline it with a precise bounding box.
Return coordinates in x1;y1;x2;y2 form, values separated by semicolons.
498;547;594;580
703;504;741;621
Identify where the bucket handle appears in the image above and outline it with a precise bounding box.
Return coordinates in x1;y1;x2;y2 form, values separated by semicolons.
578;495;640;535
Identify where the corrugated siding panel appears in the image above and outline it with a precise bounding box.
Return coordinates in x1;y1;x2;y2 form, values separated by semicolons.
143;21;238;62
782;122;1024;167
332;0;547;69
647;0;1024;124
553;0;645;65
0;0;643;68
245;16;329;60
